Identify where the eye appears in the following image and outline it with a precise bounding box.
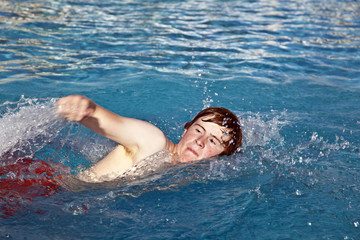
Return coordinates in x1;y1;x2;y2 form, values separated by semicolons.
209;138;217;145
195;128;201;133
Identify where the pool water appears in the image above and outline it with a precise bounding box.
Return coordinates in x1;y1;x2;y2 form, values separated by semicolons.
0;0;359;239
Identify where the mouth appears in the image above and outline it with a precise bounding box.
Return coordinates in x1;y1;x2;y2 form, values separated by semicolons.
187;147;198;157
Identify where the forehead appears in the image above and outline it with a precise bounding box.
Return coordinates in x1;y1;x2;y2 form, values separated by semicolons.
192;117;232;142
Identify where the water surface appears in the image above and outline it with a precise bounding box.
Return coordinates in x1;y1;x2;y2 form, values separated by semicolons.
0;0;359;239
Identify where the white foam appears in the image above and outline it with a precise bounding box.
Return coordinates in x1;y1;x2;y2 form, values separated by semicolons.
0;96;66;158
239;110;289;148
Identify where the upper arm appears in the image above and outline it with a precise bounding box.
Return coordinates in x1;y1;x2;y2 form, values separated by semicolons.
80;104;168;160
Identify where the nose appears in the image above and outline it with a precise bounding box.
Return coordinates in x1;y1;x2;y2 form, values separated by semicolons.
195;136;205;148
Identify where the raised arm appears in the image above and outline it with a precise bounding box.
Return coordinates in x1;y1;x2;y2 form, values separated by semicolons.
56;95;169;162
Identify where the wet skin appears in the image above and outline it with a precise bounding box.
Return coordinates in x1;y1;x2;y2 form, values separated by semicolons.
174;118;231;163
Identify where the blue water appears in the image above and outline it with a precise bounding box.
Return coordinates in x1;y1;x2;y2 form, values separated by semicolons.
0;0;359;239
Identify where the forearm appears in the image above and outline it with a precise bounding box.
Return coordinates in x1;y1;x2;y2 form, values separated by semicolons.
79;104;125;141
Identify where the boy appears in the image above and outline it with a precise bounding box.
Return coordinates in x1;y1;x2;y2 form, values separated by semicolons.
56;95;242;182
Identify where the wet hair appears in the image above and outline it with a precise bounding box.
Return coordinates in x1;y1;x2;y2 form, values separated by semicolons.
184;107;242;156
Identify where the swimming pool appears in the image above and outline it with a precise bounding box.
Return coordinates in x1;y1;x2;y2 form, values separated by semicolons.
0;0;359;239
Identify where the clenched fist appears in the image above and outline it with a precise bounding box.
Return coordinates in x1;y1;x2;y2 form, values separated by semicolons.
56;95;96;122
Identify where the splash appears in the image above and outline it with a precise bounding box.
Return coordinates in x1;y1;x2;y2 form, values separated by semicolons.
239;110;288;149
4;97;354;211
0;96;75;217
71;110;293;201
0;96;66;160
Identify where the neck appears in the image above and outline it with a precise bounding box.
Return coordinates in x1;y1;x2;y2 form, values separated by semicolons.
165;139;177;154
164;139;182;164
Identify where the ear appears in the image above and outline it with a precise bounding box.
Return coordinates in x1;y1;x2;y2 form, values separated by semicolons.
181;129;187;138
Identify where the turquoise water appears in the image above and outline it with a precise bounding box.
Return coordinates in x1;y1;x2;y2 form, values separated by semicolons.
0;0;359;239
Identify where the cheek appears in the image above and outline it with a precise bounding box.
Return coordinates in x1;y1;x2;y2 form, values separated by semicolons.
181;132;196;142
203;146;223;158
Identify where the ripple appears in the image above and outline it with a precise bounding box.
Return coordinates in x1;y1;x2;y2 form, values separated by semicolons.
0;0;358;88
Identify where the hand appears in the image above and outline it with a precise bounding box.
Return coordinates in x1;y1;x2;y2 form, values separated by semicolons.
56;95;96;122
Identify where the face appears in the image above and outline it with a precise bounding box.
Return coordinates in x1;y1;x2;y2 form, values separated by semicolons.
175;117;231;163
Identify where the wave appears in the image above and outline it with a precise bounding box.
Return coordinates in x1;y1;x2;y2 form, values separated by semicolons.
0;96;357;209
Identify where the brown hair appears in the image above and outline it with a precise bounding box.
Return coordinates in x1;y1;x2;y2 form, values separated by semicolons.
184;107;242;156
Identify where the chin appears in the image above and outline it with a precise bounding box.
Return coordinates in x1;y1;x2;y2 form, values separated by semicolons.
179;157;193;163
179;154;199;163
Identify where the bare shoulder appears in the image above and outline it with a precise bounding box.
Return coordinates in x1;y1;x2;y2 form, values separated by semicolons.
130;119;170;162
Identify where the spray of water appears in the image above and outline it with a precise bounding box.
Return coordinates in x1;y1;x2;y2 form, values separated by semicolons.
1;96;357;216
0;96;67;161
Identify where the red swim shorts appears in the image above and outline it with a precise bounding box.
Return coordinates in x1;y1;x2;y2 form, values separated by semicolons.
0;158;63;216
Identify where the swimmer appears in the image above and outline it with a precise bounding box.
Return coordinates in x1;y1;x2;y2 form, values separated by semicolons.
56;95;242;182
